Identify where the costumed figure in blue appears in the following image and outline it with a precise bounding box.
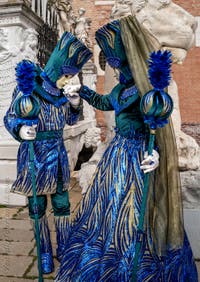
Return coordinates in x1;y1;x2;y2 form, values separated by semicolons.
55;16;198;282
4;32;92;274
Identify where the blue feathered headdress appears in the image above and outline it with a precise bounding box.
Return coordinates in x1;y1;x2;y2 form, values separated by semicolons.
14;60;40;118
148;50;172;90
15;60;36;96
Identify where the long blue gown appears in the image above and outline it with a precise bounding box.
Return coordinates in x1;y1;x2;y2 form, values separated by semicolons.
55;83;198;282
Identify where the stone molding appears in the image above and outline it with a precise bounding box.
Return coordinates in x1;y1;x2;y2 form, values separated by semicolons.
0;2;43;29
95;1;115;5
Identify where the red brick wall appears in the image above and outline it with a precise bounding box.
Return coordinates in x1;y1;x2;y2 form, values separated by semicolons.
174;0;200;15
73;0;200;124
172;47;200;123
173;0;200;123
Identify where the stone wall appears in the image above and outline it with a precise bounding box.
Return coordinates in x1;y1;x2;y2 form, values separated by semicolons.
182;124;200;145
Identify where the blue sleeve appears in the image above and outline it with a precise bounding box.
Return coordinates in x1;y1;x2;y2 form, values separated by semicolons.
4;88;38;142
79;85;114;111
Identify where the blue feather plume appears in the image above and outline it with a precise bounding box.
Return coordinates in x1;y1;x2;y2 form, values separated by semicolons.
15;60;36;96
148;50;172;90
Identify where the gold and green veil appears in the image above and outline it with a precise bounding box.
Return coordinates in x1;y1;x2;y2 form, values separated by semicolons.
120;15;184;256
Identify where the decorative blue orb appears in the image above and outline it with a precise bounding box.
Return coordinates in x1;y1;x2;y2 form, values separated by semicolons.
140;89;173;129
13;92;40;118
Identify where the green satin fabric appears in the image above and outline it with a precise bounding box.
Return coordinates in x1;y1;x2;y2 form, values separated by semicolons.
84;83;145;134
28;165;70;218
120;15;183;256
35;130;63;141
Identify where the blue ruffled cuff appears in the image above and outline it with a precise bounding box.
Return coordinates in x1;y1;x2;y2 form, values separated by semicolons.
4;115;38;142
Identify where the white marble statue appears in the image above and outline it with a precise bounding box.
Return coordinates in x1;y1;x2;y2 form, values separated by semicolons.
109;0;199;171
74;8;87;38
0;28;19;138
0;26;39;139
19;28;38;63
78;126;101;194
48;0;75;33
74;8;92;48
111;0;134;19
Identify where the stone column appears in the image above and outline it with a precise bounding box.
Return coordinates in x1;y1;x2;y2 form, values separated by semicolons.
0;1;43;206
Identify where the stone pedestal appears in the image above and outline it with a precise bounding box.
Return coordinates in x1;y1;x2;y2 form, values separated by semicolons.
0;140;26;206
184;209;200;259
64;119;96;171
181;170;200;259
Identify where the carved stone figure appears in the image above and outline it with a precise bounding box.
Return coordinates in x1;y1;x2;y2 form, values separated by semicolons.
74;8;87;37
20;28;38;63
74;8;92;48
111;0;133;19
84;127;101;149
0;28;19;138
135;0;199;171
78;125;102;194
48;0;75;33
0;26;39;139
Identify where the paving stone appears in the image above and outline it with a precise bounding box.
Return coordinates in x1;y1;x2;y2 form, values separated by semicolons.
0;278;36;282
50;231;56;244
71;202;81;216
0;241;34;256
0;176;83;280
0;219;32;230
0;228;33;242
0;277;54;282
14;208;29;220
0;208;19;219
71;183;82;193
70;190;82;205
196;261;200;280
47;214;56;232
26;257;59;279
0;255;33;277
0;278;54;282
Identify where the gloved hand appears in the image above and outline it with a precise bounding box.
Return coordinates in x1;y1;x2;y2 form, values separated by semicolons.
64;84;81;108
63;75;81;109
19;124;37;140
140;149;159;174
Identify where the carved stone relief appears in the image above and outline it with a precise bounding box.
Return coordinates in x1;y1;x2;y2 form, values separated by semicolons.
0;26;38;139
19;28;38;63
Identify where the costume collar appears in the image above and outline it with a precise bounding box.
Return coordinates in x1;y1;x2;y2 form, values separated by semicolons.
42;80;61;96
109;83;139;115
34;82;68;108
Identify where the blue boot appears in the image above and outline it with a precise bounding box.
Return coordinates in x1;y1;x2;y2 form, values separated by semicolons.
32;215;54;274
54;216;70;262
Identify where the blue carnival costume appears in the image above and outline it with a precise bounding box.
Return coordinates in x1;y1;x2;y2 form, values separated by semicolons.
4;32;92;274
56;18;198;282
